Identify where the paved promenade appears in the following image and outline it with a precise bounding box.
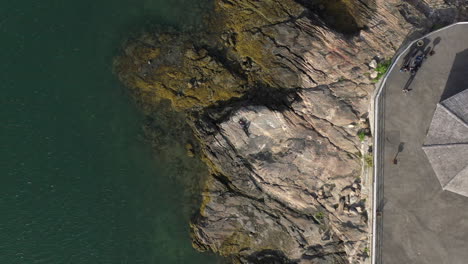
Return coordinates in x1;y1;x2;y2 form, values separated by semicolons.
373;23;468;264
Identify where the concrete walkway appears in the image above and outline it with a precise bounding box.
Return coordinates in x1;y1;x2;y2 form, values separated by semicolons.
372;23;468;264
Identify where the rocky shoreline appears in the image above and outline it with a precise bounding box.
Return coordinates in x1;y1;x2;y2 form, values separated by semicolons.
114;0;467;263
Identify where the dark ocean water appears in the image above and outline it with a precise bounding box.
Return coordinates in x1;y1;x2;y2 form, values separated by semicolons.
0;0;219;263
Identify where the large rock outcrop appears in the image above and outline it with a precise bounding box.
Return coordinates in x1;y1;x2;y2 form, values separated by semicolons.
115;0;468;263
190;87;367;263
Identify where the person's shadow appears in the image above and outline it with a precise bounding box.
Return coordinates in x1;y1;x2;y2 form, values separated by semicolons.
402;37;442;91
431;37;441;54
393;142;405;164
401;38;430;68
403;74;415;92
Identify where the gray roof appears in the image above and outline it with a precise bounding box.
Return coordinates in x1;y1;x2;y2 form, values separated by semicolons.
423;89;468;197
441;88;468;124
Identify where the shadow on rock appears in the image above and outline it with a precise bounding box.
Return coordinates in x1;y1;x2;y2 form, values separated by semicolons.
192;85;303;125
245;250;295;264
293;0;376;35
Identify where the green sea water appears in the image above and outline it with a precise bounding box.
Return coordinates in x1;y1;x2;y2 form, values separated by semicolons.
0;0;220;263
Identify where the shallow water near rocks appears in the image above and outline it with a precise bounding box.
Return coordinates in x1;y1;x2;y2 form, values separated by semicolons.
0;0;220;263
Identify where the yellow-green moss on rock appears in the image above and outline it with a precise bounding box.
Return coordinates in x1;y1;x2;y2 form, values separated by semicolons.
114;31;248;111
218;231;253;256
114;0;370;112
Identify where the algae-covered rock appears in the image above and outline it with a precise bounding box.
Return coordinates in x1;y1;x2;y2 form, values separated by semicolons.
114;30;248;111
115;0;468;263
114;0;389;111
114;0;412;112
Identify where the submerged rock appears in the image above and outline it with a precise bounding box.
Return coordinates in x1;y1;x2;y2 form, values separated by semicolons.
115;0;468;263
